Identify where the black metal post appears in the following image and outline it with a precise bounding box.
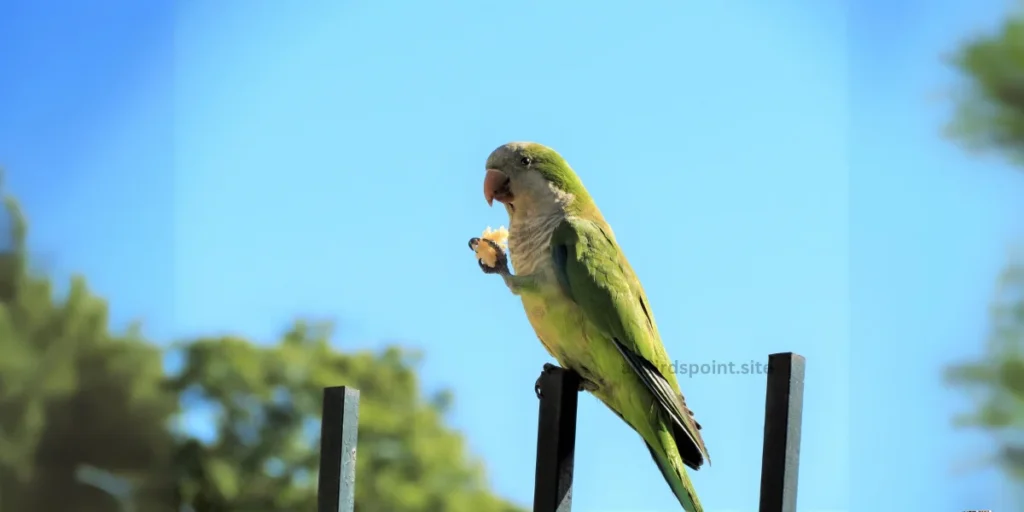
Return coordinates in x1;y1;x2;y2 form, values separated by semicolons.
533;366;580;512
317;386;361;512
758;352;806;512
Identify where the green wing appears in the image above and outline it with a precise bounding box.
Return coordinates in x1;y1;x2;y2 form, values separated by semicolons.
550;217;709;469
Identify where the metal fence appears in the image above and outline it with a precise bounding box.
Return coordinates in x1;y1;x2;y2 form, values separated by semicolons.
316;352;806;512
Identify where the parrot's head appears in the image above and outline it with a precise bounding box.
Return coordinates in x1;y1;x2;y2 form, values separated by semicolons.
483;142;592;220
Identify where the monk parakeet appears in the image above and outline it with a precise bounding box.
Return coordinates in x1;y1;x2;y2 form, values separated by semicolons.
469;142;710;512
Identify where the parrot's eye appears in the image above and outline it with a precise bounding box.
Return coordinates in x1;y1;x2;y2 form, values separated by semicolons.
520;157;532;166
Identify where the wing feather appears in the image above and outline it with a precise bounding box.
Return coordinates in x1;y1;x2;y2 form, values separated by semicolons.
550;217;709;469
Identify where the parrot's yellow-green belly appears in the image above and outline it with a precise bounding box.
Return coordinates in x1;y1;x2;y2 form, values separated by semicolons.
518;280;625;398
516;270;685;493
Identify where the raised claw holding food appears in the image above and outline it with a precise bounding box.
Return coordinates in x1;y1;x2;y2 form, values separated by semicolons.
468;237;510;275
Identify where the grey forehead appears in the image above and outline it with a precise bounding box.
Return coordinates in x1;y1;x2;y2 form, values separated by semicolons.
486;141;533;167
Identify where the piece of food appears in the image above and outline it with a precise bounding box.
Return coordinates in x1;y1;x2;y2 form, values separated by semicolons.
471;226;508;267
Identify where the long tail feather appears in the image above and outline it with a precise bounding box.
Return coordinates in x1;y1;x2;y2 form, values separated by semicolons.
644;431;703;512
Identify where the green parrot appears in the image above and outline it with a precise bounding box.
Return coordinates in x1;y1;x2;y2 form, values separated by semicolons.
470;142;710;512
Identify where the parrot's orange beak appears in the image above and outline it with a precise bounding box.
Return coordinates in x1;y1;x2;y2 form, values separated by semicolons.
484;168;513;206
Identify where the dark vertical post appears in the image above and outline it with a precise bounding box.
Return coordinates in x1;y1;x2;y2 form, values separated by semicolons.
533;366;581;512
318;386;360;512
758;352;806;512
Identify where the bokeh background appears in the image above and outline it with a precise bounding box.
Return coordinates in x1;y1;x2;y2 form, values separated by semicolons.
1;0;1022;510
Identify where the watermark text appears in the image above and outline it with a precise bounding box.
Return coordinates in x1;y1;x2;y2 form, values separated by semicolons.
632;360;771;378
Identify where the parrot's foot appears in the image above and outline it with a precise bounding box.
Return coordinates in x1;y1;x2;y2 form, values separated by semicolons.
534;364;594;398
468;237;510;276
534;363;560;399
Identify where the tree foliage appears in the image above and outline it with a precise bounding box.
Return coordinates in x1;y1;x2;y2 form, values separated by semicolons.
946;6;1024;486
946;260;1024;482
170;331;522;512
0;180;524;511
947;7;1024;163
0;192;178;512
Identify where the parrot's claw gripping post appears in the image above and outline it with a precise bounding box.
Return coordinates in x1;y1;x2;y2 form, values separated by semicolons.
534;363;560;399
468;237;511;276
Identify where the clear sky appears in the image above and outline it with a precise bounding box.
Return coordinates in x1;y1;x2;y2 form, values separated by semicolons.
2;0;1022;510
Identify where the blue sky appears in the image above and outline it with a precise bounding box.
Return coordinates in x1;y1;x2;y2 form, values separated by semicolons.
2;0;1022;510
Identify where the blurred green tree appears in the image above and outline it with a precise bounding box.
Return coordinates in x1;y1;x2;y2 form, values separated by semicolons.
946;6;1024;486
0;185;179;512
170;327;523;512
947;7;1024;164
945;260;1024;482
0;178;525;512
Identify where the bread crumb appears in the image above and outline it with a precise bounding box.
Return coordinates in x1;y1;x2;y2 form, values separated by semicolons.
473;226;509;267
